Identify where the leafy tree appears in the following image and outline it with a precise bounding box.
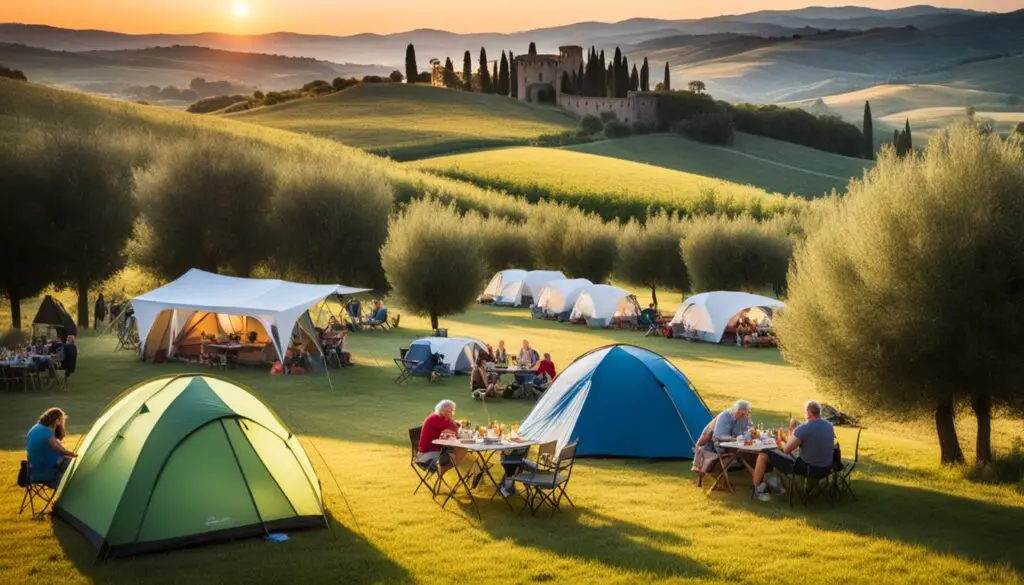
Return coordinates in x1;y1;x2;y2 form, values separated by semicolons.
862;100;874;160
616;212;688;307
270;158;392;289
134;137;275;279
580;114;603;135
380;199;486;329
559;214;619;283
687;80;706;95
777;124;1024;465
641;57;650;91
478;215;535;273
479;48;491;93
509;51;518;97
663;61;671;91
528;42;537;56
43;129;137;327
462;51;473;91
405;44;418;84
253;89;265;100
681;215;791;295
630;65;639;92
0;132;59;328
499;51;510;96
388;70;404;83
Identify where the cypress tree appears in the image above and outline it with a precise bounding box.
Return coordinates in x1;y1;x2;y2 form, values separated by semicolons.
479;47;491;93
904;119;913;152
663;61;670;91
606;63;615;97
894;129;902;156
528;42;537;56
499;51;510;96
405;44;418;84
512;51;520;98
612;48;623;98
641;57;650;91
620;54;630;97
862;101;874;160
630;64;639;92
599;50;607;97
463;50;473;91
492;61;498;94
578;62;585;96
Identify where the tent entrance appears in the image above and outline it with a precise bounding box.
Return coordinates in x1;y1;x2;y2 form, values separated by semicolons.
143;310;275;365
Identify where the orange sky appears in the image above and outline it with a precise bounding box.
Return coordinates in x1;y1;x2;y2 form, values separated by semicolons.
3;1;1021;35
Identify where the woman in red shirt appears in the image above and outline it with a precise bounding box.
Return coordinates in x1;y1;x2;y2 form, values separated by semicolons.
416;400;464;469
534;353;557;390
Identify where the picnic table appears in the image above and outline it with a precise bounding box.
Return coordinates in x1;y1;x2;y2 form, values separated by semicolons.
205;343;264;365
486;364;538;384
433;436;536;516
0;355;54;390
705;440;779;493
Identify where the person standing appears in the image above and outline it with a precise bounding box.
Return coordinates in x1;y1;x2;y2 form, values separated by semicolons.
93;293;107;329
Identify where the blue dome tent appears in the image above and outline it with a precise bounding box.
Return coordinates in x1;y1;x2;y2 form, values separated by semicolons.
519;345;712;458
404;337;485;377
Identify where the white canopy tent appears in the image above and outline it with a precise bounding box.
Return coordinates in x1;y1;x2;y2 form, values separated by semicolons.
132;269;370;362
536;278;592;317
669;291;785;343
480;269;528;304
569;284;640;325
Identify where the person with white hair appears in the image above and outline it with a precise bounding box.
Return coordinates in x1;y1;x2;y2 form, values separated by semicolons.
415;399;464;469
710;400;754;446
750;400;835;502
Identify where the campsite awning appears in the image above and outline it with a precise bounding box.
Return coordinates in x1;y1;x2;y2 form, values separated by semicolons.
131;269;370;360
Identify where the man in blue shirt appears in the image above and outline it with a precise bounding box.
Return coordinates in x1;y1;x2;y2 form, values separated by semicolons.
26;407;78;487
751;400;835;501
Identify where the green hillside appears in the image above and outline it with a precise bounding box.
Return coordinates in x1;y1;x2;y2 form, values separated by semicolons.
569;133;870;197
230;83;577;160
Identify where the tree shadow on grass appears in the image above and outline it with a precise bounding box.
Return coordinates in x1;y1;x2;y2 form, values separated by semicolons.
53;510;413;585
478;506;713;579
743;478;1024;575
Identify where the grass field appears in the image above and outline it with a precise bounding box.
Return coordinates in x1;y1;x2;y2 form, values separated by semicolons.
229;83;577;160
1;291;1023;585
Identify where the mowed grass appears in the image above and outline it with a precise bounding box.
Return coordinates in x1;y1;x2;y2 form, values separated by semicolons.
229;83;577;160
1;292;1023;585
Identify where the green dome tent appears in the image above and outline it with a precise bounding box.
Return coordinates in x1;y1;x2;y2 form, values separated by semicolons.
53;374;326;558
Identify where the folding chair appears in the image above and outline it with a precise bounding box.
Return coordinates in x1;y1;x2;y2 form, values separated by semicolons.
394;358;418;384
366;309;389;332
776;457;834;507
522;441;558;473
408;428;447;498
345;300;364;331
698;441;740;494
833;427;861;502
509;441;578;515
18;461;56;519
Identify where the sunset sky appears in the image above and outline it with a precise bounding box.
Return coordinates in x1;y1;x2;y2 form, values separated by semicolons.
3;1;1021;35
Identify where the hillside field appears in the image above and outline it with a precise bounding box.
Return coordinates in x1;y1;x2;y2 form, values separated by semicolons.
229;83;577;160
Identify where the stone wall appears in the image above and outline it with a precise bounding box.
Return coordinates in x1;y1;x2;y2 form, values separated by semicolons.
557;92;659;126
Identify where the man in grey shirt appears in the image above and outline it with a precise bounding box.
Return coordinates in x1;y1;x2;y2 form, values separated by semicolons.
750;400;835;501
703;400;753;452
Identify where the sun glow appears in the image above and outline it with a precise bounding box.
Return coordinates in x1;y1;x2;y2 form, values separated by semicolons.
231;3;250;18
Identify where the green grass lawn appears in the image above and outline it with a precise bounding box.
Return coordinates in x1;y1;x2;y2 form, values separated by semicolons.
569;133;873;197
229;83;577;160
409;143;805;219
2;291;1023;585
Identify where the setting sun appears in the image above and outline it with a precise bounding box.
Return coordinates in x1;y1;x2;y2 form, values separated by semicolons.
231;2;250;18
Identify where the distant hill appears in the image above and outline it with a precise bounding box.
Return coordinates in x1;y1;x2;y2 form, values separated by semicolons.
0;42;391;92
229;83;576;160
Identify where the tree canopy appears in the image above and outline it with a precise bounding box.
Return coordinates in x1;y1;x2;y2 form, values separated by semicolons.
616;213;688;307
681;215;791;295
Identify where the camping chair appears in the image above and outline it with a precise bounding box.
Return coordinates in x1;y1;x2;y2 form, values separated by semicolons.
430;354;452;381
17;461;56;519
697;441;742;494
833;427;862;502
522;441;558;473
366;308;389;331
408;428;448;498
345;300;364;331
509;441;578;516
394;357;419;384
776;457;835;507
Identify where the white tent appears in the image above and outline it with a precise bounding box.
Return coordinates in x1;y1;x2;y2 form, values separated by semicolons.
536;278;592;317
521;270;566;302
669;291;785;343
132;269;370;361
405;337;486;374
481;269;528;305
569;284;640;326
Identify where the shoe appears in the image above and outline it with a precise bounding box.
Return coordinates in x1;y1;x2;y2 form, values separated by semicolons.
766;476;786;494
499;483;515;498
755;492;772;502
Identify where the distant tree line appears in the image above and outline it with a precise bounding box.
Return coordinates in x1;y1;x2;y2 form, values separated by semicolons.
0;63;28;81
185;74;402;114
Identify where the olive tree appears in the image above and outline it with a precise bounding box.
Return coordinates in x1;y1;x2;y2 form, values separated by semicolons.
559;211;619;283
777;123;1024;464
681;214;792;294
134;136;275;279
477;214;535;273
270;157;393;289
380;199;486;329
616;212;688;307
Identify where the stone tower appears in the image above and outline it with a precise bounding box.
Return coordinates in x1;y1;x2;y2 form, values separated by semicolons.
558;45;583;91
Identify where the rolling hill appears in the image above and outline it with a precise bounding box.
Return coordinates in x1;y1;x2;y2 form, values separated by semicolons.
230;83;577;160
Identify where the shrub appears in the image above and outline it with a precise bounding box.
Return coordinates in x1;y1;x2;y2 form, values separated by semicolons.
380;198;486;329
0;64;28;81
477;214;535;273
388;70;404;83
534;130;594;147
186;94;249;114
559;213;619;283
967;439;1024;486
603;120;632;139
580;114;603;135
675;110;735;145
681;214;792;294
616;212;688;306
302;79;333;95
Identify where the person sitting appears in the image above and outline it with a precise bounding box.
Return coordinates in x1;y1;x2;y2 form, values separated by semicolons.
483;344;496;363
26;407;78;488
471;356;501;400
366;300;388;326
640;303;657;326
533;352;557;391
517;340;539;369
415;400;464;472
706;400;753;451
494;340;508;365
750;400;836;502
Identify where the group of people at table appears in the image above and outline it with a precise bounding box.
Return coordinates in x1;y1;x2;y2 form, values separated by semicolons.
696;399;835;501
471;339;557;400
1;336;77;383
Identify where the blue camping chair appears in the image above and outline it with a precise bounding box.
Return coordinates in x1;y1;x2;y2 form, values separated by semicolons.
345;300;364;331
366;307;389;331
